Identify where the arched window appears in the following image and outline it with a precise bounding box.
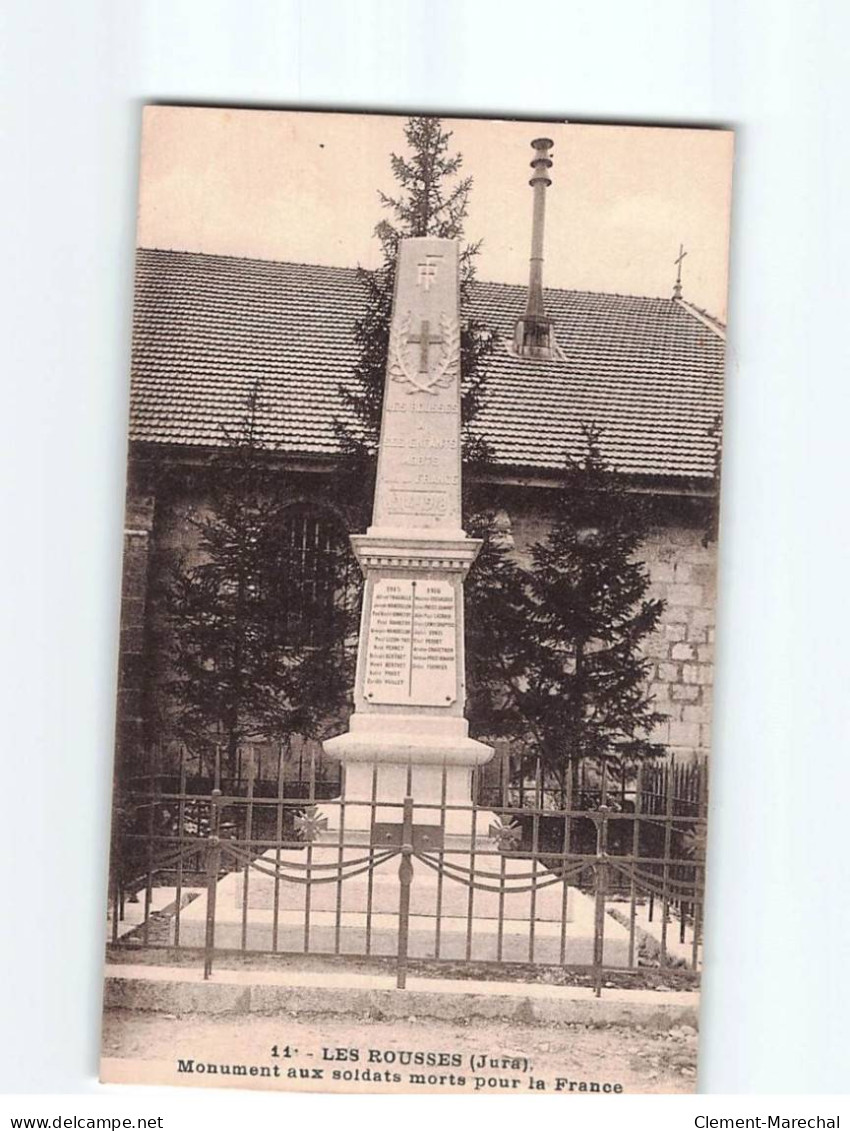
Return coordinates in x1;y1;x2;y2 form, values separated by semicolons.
276;503;359;648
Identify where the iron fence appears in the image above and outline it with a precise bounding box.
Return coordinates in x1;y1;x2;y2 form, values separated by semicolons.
108;742;707;996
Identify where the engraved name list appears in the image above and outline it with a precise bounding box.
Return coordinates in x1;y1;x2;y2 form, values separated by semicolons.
363;578;457;707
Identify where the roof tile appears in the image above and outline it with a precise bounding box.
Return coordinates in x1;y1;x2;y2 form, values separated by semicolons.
130;248;725;481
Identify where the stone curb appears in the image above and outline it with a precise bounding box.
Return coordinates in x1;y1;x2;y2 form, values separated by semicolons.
104;968;699;1030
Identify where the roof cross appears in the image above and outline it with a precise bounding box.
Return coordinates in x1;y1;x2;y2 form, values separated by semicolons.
673;243;688;299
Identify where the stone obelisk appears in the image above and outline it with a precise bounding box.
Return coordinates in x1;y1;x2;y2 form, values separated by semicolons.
191;235;617;962
324;237;493;833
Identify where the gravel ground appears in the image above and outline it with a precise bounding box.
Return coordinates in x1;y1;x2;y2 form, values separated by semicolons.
102;1008;698;1095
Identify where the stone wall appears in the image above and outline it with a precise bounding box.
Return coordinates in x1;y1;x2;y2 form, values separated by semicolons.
121;467;717;770
638;524;716;762
115;492;156;779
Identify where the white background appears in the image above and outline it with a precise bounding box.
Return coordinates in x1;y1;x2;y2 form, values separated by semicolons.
2;0;849;1117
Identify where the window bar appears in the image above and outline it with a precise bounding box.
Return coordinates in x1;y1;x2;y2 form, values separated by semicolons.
465;761;479;962
660;754;675;963
434;758;448;959
272;742;285;953
174;745;187;948
240;747;255;952
311;518;320;634
365;761;378;957
303;745;316;954
300;516;309;644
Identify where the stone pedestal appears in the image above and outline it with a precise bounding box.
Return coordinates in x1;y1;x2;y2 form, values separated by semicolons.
323;533;493;834
323;239;494;838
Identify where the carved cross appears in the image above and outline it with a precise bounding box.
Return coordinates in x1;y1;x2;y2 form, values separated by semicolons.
406;319;444;374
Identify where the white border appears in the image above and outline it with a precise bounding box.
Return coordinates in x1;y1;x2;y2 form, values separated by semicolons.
3;0;849;1105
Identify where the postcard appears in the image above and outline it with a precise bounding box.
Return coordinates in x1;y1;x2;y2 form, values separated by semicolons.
101;105;733;1094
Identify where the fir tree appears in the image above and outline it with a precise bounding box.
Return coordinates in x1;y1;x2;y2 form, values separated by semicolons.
703;412;722;546
333;115;518;732
503;425;666;788
336;115;493;524
161;387;355;777
463;525;533;742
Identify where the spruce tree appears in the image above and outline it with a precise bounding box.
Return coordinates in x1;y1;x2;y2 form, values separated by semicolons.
463;527;532;742
510;425;666;788
161;387;354;777
336;115;493;524
333;115;523;735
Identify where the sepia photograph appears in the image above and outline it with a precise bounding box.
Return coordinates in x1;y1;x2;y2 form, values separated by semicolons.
100;105;734;1095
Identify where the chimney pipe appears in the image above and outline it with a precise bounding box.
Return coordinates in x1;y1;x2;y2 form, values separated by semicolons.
515;137;556;357
526;137;553;320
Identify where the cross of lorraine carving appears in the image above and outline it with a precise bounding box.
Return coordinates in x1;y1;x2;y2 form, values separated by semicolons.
390;311;460;395
416;254;443;291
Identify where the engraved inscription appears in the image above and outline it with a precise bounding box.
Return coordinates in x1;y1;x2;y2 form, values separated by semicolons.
363;579;457;706
386;490;448;516
363;581;413;695
389;472;458;486
383;432;458;450
371;238;462;532
385;401;456;414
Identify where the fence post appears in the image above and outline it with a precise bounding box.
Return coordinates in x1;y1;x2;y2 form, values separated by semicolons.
203;788;222;980
396;794;414;990
592;804;611;998
109;794;123;944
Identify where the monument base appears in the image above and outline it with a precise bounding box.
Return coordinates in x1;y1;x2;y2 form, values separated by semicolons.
323;715;493;833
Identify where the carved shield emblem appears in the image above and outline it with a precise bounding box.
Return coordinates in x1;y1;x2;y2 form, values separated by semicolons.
390;311;460;395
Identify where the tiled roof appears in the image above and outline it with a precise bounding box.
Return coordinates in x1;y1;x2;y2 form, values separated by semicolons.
130;248;726;482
